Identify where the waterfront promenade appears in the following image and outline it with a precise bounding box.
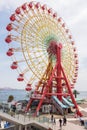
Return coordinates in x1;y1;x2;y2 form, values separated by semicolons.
0;111;87;130
1;102;87;130
52;118;86;130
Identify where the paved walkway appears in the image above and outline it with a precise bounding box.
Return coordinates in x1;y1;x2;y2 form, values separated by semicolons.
0;111;87;130
51;120;86;130
79;106;87;112
41;116;87;130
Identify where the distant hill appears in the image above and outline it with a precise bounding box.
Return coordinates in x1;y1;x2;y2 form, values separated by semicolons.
0;87;24;90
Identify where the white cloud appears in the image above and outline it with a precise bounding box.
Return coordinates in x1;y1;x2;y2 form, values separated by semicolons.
76;68;87;91
0;0;29;11
67;8;87;26
0;0;83;12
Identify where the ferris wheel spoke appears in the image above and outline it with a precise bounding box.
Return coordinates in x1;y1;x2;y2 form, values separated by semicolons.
12;58;31;64
29;53;46;60
27;74;36;84
20;67;30;74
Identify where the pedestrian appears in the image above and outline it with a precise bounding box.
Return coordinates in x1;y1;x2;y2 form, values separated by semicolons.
50;109;52;114
79;117;84;126
63;116;67;125
53;118;56;124
59;118;62;129
51;114;53;123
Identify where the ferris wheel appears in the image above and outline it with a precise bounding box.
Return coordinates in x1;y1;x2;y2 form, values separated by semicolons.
5;1;78;88
5;1;81;116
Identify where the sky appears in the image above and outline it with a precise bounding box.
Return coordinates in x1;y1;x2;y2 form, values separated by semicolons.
0;0;87;91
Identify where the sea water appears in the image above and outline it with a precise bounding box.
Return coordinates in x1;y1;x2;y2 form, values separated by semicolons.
0;89;87;102
0;89;28;102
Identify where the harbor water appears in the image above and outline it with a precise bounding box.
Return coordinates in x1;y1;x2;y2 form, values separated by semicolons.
0;89;87;102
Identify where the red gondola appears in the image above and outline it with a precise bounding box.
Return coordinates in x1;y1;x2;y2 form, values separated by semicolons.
6;23;13;31
11;62;18;69
6;48;14;56
5;35;12;43
17;74;24;81
10;14;16;21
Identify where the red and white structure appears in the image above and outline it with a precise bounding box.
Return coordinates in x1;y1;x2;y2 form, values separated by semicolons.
5;1;82;116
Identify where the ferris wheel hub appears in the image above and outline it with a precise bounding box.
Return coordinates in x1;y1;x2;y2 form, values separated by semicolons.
47;41;63;56
58;43;63;49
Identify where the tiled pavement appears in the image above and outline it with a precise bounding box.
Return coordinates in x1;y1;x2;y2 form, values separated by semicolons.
0;111;87;130
50;120;85;130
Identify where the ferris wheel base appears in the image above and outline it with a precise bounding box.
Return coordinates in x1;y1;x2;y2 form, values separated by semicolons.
25;44;82;117
25;95;82;117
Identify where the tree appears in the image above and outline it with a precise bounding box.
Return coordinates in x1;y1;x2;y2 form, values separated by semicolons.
7;95;14;102
73;89;80;98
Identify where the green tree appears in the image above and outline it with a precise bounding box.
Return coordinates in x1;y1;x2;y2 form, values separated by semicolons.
7;95;14;102
73;89;80;98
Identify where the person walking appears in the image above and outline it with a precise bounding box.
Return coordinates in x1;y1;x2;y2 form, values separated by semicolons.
53;118;56;124
63;116;67;125
51;114;54;123
59;118;62;129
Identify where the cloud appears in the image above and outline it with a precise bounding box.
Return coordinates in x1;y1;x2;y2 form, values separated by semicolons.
0;0;84;12
81;58;87;68
76;68;87;91
67;8;87;26
0;0;29;11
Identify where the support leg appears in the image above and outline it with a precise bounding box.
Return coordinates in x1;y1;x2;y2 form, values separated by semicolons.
25;98;33;112
61;66;82;116
34;95;45;116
